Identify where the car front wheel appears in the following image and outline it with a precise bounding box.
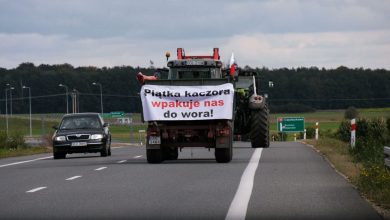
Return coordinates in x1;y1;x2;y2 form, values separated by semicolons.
53;152;66;159
100;145;108;157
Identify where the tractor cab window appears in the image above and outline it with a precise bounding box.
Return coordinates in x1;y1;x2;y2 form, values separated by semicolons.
178;70;210;79
169;68;222;79
210;68;221;78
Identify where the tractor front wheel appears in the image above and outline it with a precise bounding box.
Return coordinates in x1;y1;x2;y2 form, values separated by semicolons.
250;105;269;148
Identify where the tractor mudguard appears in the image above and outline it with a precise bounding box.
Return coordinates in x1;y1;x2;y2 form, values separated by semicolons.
248;94;265;110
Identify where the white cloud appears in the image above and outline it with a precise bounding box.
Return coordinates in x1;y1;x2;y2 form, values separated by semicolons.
0;0;390;69
223;30;390;69
1;30;389;69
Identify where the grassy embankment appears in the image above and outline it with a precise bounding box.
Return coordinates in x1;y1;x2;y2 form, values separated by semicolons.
0;147;51;159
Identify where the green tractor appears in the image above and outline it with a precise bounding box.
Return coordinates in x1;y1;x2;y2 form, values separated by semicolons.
233;71;270;148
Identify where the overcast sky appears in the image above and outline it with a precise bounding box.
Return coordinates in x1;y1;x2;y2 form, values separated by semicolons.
0;0;389;69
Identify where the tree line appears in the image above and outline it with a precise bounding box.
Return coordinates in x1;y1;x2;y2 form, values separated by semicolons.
252;66;390;112
0;63;389;114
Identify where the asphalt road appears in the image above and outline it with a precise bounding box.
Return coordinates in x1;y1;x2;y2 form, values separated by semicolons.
0;142;383;220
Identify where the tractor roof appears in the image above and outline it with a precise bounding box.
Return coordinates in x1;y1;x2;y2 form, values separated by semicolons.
167;48;222;68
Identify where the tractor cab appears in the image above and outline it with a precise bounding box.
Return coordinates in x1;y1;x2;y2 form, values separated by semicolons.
166;48;224;80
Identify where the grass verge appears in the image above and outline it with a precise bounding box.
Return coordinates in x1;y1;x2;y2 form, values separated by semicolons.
304;138;390;219
0;147;52;159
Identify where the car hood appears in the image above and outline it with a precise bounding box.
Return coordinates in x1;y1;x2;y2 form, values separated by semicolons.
55;129;104;136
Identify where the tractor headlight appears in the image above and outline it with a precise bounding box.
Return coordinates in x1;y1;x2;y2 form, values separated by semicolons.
91;134;103;140
54;136;66;141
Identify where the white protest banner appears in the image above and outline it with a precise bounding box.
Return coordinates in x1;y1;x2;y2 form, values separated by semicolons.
141;83;234;121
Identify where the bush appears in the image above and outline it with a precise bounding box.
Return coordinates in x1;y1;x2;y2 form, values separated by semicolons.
0;131;7;149
358;164;390;207
7;132;27;149
386;118;390;144
387;118;390;134
320;129;334;138
299;127;316;140
351;138;384;165
336;118;387;165
0;131;27;150
344;106;359;119
357;118;369;136
270;132;288;141
368;118;387;144
306;127;316;139
337;120;351;142
342;118;387;164
337;118;387;145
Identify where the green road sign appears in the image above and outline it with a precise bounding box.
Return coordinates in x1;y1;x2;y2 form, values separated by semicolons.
101;113;111;118
110;111;125;118
277;117;305;132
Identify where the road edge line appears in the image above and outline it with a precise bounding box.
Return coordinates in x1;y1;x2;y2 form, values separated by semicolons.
0;156;53;168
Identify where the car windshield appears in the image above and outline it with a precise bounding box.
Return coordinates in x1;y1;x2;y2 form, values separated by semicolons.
59;116;101;130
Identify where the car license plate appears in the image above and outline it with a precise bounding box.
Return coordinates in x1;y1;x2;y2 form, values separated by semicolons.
71;142;87;147
148;136;161;145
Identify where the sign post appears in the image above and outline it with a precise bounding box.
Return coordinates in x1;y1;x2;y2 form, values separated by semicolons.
138;130;146;146
315;122;319;140
351;119;356;148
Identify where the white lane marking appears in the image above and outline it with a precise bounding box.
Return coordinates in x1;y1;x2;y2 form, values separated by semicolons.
225;148;263;220
117;160;127;163
133;155;142;159
26;187;47;193
113;146;123;149
95;167;107;171
0;156;53;168
66;175;82;181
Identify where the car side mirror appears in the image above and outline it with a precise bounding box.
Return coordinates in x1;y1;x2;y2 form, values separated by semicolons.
103;123;109;127
52;125;58;130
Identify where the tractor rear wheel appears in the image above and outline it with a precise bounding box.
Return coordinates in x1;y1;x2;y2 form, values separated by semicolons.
164;147;178;160
250;105;269;148
147;149;163;164
215;147;232;163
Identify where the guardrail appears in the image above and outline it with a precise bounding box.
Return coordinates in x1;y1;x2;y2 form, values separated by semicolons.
385;146;390;168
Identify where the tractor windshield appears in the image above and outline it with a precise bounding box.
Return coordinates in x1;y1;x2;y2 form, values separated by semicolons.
169;68;222;79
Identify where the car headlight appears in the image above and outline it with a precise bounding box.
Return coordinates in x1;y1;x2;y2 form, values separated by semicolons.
54;136;66;141
91;134;103;140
